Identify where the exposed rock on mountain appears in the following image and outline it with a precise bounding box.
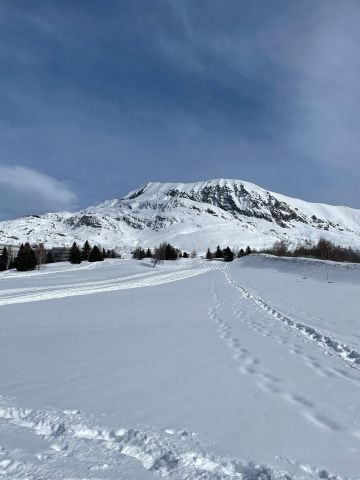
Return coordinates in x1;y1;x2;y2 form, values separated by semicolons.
1;179;359;252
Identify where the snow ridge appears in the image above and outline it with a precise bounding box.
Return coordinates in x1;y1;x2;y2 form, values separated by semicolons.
0;396;312;480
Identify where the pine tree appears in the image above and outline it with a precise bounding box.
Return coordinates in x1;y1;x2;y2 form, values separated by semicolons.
214;245;223;258
14;243;37;271
132;247;146;260
238;248;245;258
206;248;213;260
145;248;152;258
81;240;91;261
165;243;178;260
182;251;189;258
245;246;252;255
223;246;234;262
0;247;9;271
89;245;104;262
69;242;82;264
46;250;55;263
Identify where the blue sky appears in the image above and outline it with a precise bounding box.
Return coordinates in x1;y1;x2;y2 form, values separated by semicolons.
1;0;360;219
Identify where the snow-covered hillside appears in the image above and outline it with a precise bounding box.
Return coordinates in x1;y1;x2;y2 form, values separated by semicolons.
1;179;360;252
0;255;359;478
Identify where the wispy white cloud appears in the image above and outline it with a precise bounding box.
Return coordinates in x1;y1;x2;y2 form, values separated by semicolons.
0;165;77;219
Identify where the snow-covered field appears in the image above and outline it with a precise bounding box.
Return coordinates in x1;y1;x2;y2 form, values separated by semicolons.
0;255;359;479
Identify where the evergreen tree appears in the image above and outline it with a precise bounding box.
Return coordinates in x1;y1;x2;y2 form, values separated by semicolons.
214;245;223;258
89;245;104;262
69;242;82;264
102;248;106;259
153;242;178;261
14;243;37;271
237;248;245;258
104;249;117;259
132;246;146;260
145;248;152;258
165;243;178;260
206;248;213;260
245;246;252;255
0;247;9;271
81;240;91;261
46;250;55;263
182;251;189;258
223;246;234;262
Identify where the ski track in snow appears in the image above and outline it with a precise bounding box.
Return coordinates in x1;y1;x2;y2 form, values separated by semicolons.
0;260;358;479
0;268;209;307
0;396;324;480
0;259;105;280
223;272;360;371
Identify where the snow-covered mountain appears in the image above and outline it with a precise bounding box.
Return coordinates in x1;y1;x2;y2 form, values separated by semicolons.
1;179;360;252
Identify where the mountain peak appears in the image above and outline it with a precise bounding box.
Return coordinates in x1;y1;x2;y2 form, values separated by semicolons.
125;178;267;200
1;179;360;252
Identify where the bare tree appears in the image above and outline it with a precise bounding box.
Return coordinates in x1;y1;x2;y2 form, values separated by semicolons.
272;240;289;257
152;244;166;268
34;243;47;269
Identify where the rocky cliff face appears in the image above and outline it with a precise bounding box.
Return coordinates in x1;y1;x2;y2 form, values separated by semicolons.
0;179;359;252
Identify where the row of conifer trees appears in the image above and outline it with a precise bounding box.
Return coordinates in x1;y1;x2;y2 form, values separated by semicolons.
69;241;118;264
131;243;190;261
0;243;48;272
205;245;252;262
131;243;254;263
0;241;119;272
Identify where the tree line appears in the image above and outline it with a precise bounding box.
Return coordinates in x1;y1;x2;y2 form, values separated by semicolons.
260;238;360;263
132;242;191;266
69;240;118;264
0;241;119;272
0;243;50;272
205;245;252;262
3;236;356;273
131;243;254;264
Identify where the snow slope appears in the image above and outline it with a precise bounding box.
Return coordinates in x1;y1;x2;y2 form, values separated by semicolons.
1;179;360;252
0;255;359;479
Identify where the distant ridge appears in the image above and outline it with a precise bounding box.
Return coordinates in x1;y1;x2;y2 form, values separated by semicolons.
1;179;360;252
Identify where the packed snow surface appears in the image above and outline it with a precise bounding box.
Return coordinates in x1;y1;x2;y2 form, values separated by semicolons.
0;255;359;479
